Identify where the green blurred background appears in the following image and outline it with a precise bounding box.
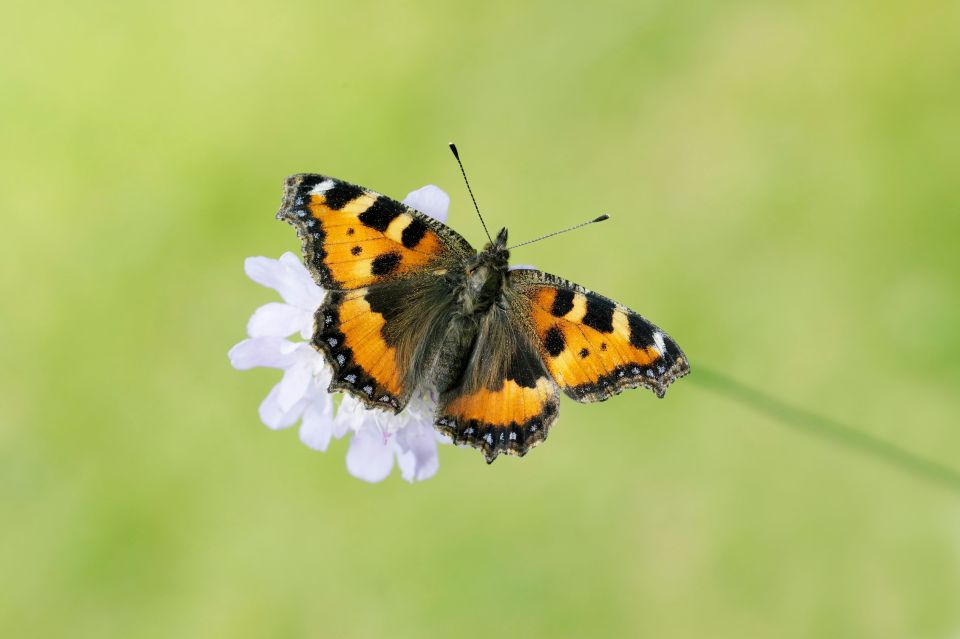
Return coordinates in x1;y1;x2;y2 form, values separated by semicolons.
3;0;959;637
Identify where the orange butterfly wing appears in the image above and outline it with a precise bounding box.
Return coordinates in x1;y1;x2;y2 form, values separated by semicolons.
510;270;690;401
278;174;473;410
314;273;462;412
277;174;473;290
435;304;560;462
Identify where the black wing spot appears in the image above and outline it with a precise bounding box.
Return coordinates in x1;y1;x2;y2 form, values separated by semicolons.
544;326;565;357
370;251;402;276
582;295;615;333
627;313;656;348
346;227;355;236
600;342;607;351
323;182;364;210
550;289;575;317
358;196;404;232
350;245;362;256
579;348;589;358
401;218;428;248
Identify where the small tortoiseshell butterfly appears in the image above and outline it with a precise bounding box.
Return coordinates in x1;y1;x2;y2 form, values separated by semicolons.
277;148;689;463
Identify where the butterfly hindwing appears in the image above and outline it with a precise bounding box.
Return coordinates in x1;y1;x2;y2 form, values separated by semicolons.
277;174;474;291
510;269;690;402
314;288;406;411
435;303;560;462
314;272;459;412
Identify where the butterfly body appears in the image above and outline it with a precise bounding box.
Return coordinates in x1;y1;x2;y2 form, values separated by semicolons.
457;229;509;316
278;174;689;462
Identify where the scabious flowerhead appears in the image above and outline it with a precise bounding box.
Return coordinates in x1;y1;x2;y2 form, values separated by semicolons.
228;185;452;483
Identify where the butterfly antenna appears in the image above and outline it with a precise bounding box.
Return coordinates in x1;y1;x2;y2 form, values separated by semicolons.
507;214;610;250
449;142;493;244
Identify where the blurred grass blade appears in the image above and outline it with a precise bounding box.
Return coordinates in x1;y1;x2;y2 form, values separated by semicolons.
693;367;960;494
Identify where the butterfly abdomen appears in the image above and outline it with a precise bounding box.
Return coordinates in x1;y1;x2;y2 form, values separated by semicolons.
428;317;481;397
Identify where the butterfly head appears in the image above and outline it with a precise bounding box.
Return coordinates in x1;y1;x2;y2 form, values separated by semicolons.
475;227;510;270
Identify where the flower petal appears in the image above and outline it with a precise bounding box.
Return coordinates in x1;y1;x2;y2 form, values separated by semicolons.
258;381;307;430
395;421;440;483
245;255;292;291
247;302;312;338
277;252;327;310
245;254;325;310
228;337;301;370
402;185;450;223
275;358;313;412
345;426;395;483
334;394;382;434
331;395;364;439
299;392;336;451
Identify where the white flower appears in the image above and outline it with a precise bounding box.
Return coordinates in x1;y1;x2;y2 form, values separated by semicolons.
342;394;449;483
228;184;452;482
228;254;339;446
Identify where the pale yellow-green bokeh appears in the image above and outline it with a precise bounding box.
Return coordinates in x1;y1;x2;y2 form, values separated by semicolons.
2;1;959;637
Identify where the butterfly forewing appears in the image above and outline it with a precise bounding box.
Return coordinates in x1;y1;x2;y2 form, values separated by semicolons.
509;270;690;402
277;174;473;291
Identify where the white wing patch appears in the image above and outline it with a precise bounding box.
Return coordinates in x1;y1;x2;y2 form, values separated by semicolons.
653;331;667;356
309;178;336;195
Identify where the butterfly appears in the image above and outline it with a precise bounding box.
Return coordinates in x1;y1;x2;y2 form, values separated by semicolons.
276;159;689;463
